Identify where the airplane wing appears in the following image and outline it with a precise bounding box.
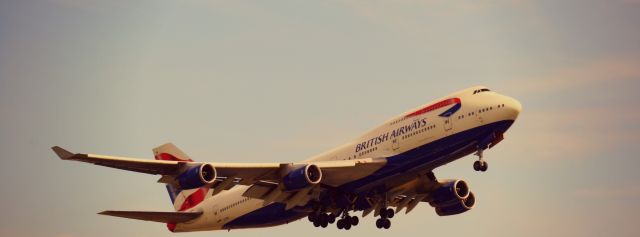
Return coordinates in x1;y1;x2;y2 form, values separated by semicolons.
52;146;183;175
52;146;386;188
52;146;282;181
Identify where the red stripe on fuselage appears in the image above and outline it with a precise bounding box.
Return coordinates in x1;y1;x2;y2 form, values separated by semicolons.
405;98;461;118
178;187;209;211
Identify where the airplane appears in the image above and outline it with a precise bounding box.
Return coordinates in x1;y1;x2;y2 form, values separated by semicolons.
52;86;521;232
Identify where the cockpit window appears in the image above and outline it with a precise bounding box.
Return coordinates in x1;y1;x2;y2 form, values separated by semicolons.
473;88;491;94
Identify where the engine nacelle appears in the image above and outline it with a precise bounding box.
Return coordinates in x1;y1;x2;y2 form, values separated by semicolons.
435;192;476;216
429;179;470;207
177;164;217;189
282;164;322;191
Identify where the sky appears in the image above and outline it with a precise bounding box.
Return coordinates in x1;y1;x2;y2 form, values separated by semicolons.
1;0;639;236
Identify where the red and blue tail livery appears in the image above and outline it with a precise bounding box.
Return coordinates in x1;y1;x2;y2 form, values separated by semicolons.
53;86;521;232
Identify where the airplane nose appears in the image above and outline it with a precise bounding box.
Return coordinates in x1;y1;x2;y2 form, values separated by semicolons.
505;97;522;120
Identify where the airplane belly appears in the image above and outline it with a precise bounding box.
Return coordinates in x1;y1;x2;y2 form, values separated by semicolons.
222;202;308;229
338;120;515;194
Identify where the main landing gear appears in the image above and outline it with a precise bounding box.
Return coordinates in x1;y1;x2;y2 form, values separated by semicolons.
473;148;488;172
308;206;394;230
308;212;335;228
309;210;359;230
375;207;393;229
336;210;359;230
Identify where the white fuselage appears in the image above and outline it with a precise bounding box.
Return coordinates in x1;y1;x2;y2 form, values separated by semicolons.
173;86;522;232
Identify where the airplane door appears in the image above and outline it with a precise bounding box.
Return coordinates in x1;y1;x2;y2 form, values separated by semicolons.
392;138;400;151
213;205;221;224
443;117;453;131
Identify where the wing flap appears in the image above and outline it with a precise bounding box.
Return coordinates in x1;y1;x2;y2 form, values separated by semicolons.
98;210;202;223
242;180;278;199
212;164;280;185
316;158;387;187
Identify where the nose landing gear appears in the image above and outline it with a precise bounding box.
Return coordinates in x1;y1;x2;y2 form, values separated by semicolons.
473;148;488;172
473;160;488;172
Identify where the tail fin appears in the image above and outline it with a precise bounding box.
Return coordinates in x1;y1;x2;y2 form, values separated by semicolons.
153;143;210;211
153;143;193;162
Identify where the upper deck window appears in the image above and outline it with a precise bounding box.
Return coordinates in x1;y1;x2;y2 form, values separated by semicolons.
473;88;491;94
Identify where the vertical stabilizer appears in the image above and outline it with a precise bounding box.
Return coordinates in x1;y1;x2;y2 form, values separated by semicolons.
152;143;209;211
153;143;193;162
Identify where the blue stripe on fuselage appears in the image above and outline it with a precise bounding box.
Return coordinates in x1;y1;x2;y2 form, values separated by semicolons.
438;103;462;117
222;120;514;229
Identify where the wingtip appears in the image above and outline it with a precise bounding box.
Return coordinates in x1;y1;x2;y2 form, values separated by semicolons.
51;146;74;160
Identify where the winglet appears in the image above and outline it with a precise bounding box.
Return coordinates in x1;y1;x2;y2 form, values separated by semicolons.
51;146;74;160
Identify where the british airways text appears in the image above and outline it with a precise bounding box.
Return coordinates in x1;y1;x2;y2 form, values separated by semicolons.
355;118;428;152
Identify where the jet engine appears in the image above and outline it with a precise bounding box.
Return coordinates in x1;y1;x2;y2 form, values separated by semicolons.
282;164;322;191
429;179;476;216
435;192;475;216
177;164;217;189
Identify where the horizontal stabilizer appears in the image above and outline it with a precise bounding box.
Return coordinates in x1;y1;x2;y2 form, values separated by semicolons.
98;210;202;223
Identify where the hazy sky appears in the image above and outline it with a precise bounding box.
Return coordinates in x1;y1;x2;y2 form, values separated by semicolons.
1;1;639;237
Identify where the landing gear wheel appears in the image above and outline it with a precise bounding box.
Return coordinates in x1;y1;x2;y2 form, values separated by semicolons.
383;219;391;229
350;216;359;226
344;222;352;230
474;146;490;172
474;160;488;172
376;219;383;229
328;214;336;224
318;214;327;224
313;221;320;227
386;208;395;219
337;219;344;229
473;160;481;171
318;214;328;228
379;208;388;218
